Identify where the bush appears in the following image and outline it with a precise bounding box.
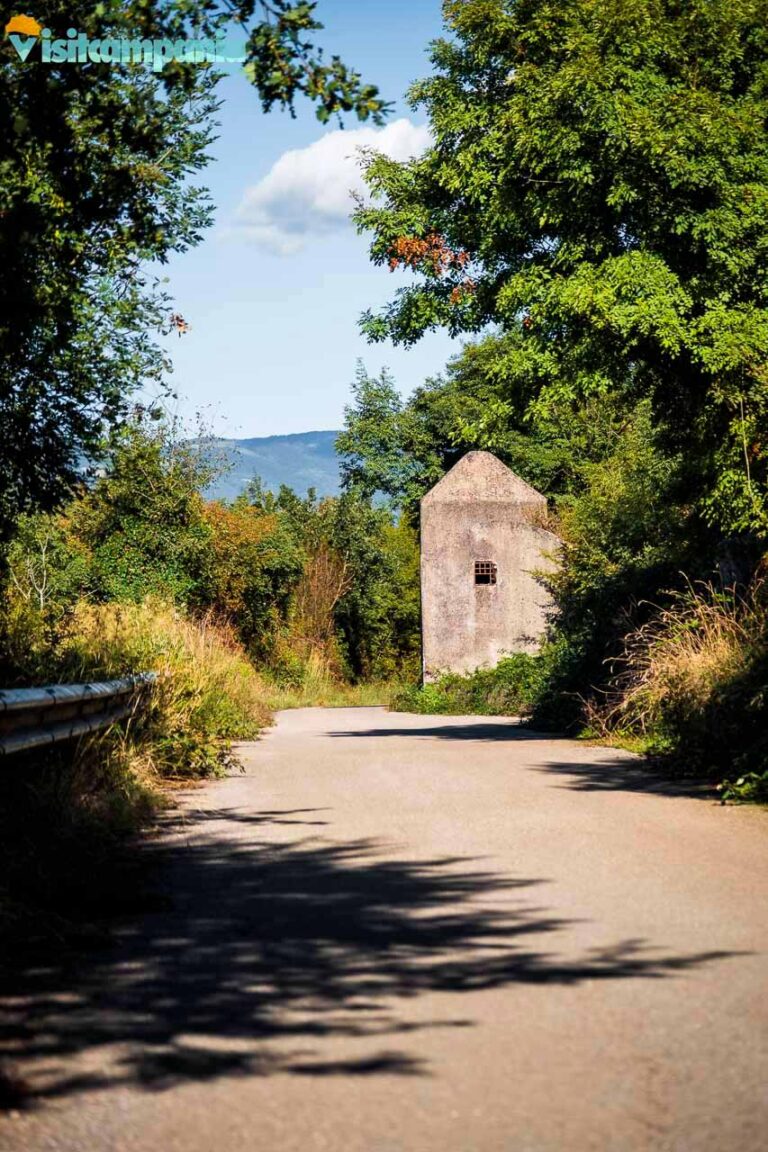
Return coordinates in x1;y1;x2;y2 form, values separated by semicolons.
201;500;303;659
73;421;216;606
261;646;393;710
392;653;545;717
533;400;693;729
586;576;768;794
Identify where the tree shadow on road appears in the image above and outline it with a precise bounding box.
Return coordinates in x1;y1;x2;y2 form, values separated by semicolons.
332;722;548;742
0;806;737;1107
535;757;716;797
332;720;714;798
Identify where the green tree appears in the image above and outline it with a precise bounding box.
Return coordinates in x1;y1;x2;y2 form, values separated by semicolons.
202;498;304;657
71;417;216;605
245;479;421;679
337;362;419;503
1;1;388;540
337;337;652;518
236;1;391;124
355;0;768;539
330;492;420;679
1;2;216;538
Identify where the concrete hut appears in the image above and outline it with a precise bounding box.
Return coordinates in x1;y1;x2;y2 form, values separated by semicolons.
420;451;558;680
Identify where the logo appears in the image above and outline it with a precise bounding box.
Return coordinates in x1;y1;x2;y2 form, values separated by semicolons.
5;13;42;61
4;14;246;70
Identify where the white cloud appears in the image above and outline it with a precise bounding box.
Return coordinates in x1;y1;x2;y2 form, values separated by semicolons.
230;118;431;255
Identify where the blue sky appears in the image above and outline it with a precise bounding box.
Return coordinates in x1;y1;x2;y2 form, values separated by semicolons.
161;0;458;438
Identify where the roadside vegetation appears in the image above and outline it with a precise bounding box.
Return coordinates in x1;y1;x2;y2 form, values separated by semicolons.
346;0;768;803
356;364;768;799
0;0;396;940
3;0;768;950
0;417;418;936
392;654;546;719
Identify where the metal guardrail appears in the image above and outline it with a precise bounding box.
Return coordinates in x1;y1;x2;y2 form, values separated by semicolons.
0;673;157;757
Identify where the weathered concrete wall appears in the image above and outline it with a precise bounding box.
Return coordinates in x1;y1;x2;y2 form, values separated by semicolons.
420;452;558;680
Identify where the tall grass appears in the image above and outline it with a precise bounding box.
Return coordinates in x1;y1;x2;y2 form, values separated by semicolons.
261;647;394;710
55;600;270;779
0;599;272;940
585;577;768;800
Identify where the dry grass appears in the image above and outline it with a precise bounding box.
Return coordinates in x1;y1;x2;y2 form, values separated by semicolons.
53;599;271;781
585;575;767;744
2;600;274;941
580;573;768;799
260;649;393;710
291;543;352;657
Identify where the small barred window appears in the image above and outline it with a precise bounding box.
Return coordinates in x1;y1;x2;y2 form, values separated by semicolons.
474;560;497;585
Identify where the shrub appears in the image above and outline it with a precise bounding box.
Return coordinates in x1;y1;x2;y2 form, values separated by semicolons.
392;653;545;717
586;576;768;792
73;421;216;606
201;500;303;658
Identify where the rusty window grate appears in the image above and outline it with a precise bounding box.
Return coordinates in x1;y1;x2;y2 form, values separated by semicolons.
474;560;497;585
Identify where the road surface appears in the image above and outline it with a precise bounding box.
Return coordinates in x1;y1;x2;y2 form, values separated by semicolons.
2;707;767;1151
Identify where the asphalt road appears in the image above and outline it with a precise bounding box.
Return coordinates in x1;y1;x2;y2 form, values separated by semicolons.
2;707;767;1151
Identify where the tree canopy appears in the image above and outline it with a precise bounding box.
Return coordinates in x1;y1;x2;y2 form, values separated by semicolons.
0;1;388;538
355;0;768;537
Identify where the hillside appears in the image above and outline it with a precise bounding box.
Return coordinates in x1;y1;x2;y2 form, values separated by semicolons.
205;430;341;502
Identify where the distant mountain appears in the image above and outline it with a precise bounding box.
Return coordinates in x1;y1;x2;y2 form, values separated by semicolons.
204;430;342;502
